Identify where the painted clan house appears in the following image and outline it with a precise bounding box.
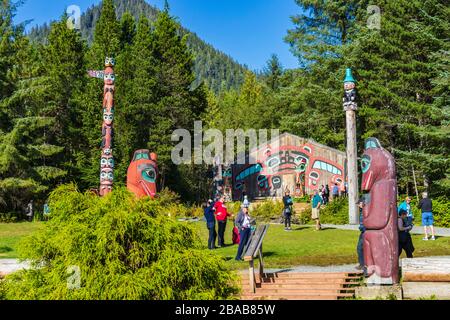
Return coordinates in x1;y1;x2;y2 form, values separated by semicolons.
231;133;347;200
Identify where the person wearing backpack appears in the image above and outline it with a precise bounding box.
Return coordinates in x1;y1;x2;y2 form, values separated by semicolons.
283;190;294;231
235;206;252;261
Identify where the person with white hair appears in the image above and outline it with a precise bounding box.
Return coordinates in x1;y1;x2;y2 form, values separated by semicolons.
419;192;435;241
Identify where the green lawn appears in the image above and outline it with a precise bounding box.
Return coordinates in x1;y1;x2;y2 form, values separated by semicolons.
1;221;450;272
0;222;44;259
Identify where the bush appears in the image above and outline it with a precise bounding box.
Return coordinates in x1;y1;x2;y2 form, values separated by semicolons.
433;197;450;228
250;201;284;222
0;212;18;223
3;184;239;300
319;198;349;225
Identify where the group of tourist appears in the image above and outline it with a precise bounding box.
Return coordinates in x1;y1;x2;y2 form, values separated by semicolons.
203;195;254;261
356;192;437;272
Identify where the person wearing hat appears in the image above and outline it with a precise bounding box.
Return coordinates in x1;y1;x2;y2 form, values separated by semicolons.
203;199;217;250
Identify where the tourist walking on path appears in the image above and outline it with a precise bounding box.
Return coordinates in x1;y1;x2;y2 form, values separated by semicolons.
398;197;414;228
356;199;366;271
235;206;252;261
214;195;232;247
332;183;340;200
311;190;323;231
419;192;435;241
282;190;293;231
204;200;217;250
26;200;34;222
398;210;415;258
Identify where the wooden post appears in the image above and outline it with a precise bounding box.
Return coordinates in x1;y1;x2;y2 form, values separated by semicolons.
343;68;359;225
249;260;255;293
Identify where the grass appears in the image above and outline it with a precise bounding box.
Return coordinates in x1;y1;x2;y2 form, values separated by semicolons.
0;222;44;259
1;221;450;271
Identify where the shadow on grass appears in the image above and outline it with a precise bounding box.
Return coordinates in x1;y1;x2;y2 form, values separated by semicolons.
0;246;13;253
319;227;338;231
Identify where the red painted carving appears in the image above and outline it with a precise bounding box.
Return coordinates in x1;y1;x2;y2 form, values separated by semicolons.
361;138;399;284
127;150;158;198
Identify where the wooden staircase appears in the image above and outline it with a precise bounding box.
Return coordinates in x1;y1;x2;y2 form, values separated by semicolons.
240;272;363;300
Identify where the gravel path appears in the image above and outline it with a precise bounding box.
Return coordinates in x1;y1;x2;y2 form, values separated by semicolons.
320;224;450;237
0;259;29;276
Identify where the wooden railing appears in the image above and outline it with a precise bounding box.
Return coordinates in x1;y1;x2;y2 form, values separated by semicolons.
243;224;269;293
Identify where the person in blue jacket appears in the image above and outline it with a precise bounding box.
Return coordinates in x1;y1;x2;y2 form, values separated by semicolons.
398;197;414;229
204;200;217;250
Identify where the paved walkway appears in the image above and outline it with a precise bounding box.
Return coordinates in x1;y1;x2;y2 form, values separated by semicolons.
320;224;450;237
0;259;29;277
268;222;450;237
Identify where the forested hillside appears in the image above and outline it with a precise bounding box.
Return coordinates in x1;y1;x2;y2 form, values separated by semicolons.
27;0;247;93
0;0;448;219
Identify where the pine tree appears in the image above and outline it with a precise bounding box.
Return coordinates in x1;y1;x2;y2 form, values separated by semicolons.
148;8;206;190
263;54;284;91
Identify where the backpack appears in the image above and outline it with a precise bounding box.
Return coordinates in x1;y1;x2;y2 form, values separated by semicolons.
232;226;240;245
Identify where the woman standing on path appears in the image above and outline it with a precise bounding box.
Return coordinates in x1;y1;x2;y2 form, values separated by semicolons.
282;190;293;231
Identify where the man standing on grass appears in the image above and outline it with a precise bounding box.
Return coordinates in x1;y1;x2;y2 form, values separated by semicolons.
204;199;217;250
214;195;231;247
419;192;435;241
311;190;323;231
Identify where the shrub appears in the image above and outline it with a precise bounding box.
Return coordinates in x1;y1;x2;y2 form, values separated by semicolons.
3;184;239;300
250;201;284;222
433;197;450;228
0;212;18;223
320;198;349;225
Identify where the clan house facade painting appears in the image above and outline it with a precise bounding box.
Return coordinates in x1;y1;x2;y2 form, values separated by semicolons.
231;133;347;200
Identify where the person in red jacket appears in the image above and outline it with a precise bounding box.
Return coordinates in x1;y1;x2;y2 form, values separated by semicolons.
214;195;231;247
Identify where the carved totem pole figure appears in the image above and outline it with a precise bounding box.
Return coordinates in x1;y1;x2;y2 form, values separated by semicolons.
361;138;399;284
127;150;158;198
88;57;116;196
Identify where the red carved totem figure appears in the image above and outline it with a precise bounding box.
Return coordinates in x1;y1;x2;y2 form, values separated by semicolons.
127;150;158;198
89;57;116;196
361;138;399;284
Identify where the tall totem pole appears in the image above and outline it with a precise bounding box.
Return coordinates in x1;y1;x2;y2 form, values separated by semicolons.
88;57;116;196
343;68;359;225
361;138;399;284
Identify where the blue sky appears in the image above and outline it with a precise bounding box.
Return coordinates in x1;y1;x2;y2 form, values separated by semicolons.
14;0;301;70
